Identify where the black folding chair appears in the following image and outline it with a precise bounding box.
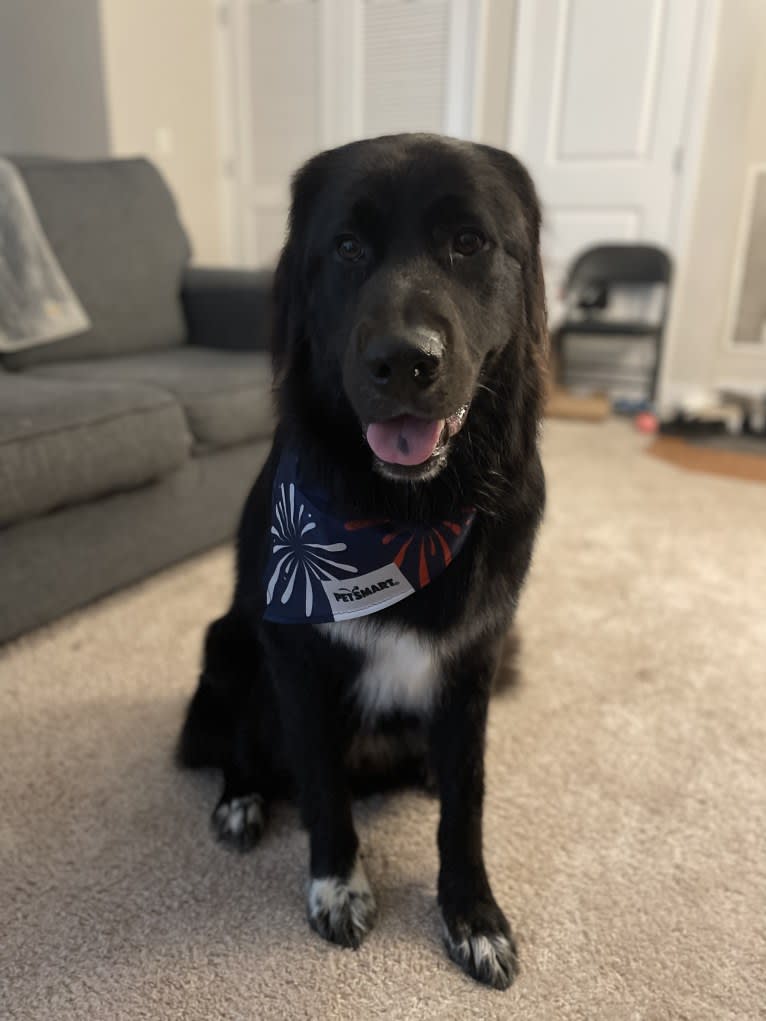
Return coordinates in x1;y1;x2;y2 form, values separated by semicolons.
553;244;672;402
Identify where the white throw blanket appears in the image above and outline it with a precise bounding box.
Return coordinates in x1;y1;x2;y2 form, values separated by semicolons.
0;158;90;352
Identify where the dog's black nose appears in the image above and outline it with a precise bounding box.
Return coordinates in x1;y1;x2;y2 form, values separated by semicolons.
362;329;444;392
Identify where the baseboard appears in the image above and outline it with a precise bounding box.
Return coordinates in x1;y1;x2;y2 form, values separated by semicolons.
656;381;717;419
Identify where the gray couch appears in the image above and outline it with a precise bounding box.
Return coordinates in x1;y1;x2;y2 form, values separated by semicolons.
0;157;274;643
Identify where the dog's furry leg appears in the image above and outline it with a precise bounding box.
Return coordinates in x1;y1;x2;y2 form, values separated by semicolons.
431;633;519;990
178;611;273;851
263;625;377;948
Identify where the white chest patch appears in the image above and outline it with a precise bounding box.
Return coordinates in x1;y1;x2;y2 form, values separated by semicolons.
318;619;442;720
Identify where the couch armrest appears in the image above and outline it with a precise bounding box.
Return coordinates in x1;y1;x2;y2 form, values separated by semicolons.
181;266;274;352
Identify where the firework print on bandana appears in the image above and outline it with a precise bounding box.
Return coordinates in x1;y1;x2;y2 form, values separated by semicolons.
263;452;475;624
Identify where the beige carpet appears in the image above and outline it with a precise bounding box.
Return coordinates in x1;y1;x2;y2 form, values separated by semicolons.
1;420;764;1021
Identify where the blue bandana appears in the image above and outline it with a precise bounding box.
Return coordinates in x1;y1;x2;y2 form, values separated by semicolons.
263;452;475;624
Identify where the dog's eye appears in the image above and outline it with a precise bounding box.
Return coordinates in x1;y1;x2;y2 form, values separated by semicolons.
453;230;485;257
336;234;365;262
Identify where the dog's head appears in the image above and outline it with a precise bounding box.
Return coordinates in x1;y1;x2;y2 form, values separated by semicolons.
272;134;547;483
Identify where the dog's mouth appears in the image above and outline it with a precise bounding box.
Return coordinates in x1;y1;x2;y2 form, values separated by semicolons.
365;404;469;477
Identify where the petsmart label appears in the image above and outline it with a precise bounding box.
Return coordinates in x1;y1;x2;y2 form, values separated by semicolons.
321;563;414;621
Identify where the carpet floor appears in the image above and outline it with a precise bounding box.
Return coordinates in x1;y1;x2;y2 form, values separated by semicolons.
1;420;764;1021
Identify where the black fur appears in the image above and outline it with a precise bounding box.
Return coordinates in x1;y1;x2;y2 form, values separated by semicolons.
178;134;546;989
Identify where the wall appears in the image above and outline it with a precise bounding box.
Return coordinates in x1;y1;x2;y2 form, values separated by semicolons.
0;0;110;157
99;0;223;264
660;0;766;410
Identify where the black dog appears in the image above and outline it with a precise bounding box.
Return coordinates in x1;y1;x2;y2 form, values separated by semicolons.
178;134;546;990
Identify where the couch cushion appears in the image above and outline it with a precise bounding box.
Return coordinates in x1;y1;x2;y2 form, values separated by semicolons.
3;158;191;369
0;372;191;528
28;347;274;452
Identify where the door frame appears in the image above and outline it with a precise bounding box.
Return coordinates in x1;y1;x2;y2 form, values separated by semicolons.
652;0;723;412
213;0;241;263
721;162;766;353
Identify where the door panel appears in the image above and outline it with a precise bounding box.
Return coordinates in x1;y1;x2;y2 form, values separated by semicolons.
556;0;663;160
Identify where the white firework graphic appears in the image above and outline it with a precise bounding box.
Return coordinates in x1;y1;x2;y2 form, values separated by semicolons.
266;482;357;616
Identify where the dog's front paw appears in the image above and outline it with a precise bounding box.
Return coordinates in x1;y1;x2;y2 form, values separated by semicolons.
441;900;518;990
211;793;265;852
307;858;377;949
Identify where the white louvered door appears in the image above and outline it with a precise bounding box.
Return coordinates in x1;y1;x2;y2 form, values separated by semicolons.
217;0;481;266
363;1;450;136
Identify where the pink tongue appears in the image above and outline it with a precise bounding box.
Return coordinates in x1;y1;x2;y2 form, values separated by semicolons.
366;415;445;466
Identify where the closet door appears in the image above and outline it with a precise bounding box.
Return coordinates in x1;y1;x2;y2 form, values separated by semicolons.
217;0;482;265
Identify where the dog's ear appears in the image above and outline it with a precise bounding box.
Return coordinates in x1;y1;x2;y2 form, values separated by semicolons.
516;171;548;362
271;154;329;381
479;146;550;423
271;236;300;383
479;146;548;356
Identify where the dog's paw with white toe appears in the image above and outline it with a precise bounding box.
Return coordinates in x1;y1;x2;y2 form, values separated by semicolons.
307;858;377;949
442;903;519;990
211;793;265;852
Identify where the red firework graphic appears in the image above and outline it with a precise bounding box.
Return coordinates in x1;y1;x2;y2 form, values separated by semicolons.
343;515;471;585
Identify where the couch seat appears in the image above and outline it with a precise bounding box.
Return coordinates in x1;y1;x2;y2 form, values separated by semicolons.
29;347;274;453
0;372;190;528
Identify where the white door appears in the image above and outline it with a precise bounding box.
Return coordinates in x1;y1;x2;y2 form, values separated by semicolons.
510;0;709;315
